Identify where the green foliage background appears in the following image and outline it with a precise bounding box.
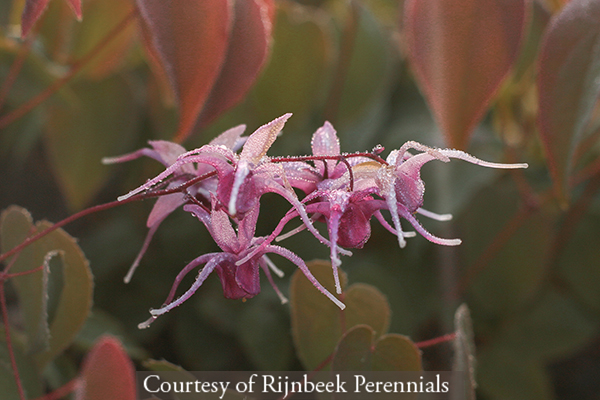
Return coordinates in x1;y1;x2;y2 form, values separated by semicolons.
1;0;600;399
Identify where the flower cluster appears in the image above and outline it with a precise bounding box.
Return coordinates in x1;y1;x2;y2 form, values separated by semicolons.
105;114;527;328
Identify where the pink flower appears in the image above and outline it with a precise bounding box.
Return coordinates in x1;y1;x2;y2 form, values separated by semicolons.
138;199;344;329
103;125;246;282
111;114;528;326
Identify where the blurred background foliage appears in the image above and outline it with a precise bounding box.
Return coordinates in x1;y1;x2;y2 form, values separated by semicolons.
1;0;600;399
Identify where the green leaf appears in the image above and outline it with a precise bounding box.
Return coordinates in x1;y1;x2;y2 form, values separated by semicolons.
33;219;93;368
462;183;556;316
0;206;93;369
477;343;554;400
557;213;600;311
246;2;332;135
537;0;600;204
44;74;141;210
331;325;422;371
75;308;149;361
494;289;598;361
237;294;294;370
0;206;49;354
331;325;374;371
453;304;476;400
68;0;136;78
334;3;393;150
0;38;65;159
371;334;422;372
142;359;186;372
290;260;345;371
290;260;392;371
344;283;390;338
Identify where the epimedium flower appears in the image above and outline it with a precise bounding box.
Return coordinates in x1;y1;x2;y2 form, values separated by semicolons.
111;114;528;325
103;125;246;282
138;197;344;329
118;114;339;250
372;141;528;248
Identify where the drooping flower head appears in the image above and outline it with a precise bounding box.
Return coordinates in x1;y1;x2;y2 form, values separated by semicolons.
111;114;527;327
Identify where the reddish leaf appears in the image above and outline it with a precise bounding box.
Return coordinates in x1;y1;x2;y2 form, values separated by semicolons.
404;0;526;149
21;0;82;37
196;0;275;129
537;0;600;204
136;0;233;142
75;336;136;400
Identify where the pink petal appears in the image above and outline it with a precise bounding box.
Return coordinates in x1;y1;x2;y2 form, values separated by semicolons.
150;254;229;317
264;245;345;310
209;124;247;149
240;113;292;163
311;121;340;174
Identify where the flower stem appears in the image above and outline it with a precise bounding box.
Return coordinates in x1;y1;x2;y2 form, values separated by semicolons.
32;377;80;400
415;332;456;349
0;170;217;264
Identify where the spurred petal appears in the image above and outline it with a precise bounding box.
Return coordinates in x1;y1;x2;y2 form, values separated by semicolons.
149;254;229;317
264;245;345;310
398;204;461;246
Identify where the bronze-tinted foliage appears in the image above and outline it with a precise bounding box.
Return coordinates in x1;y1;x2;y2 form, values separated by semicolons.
537;0;600;204
75;336;137;400
136;0;275;142
404;0;526;149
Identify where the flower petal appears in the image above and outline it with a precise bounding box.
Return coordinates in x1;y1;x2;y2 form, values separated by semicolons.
240;113;292;163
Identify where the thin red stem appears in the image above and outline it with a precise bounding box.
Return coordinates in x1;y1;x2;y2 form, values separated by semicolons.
0;170;217;264
415;332;456;349
0;8;138;130
6;264;45;279
0;283;26;400
32;377;80;400
271;152;388;166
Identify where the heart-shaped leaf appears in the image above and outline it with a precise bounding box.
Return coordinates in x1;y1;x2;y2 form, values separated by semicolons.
331;325;422;371
404;0;526;149
1;206;49;355
75;336;136;400
0;206;93;369
537;0;600;204
290;260;391;371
